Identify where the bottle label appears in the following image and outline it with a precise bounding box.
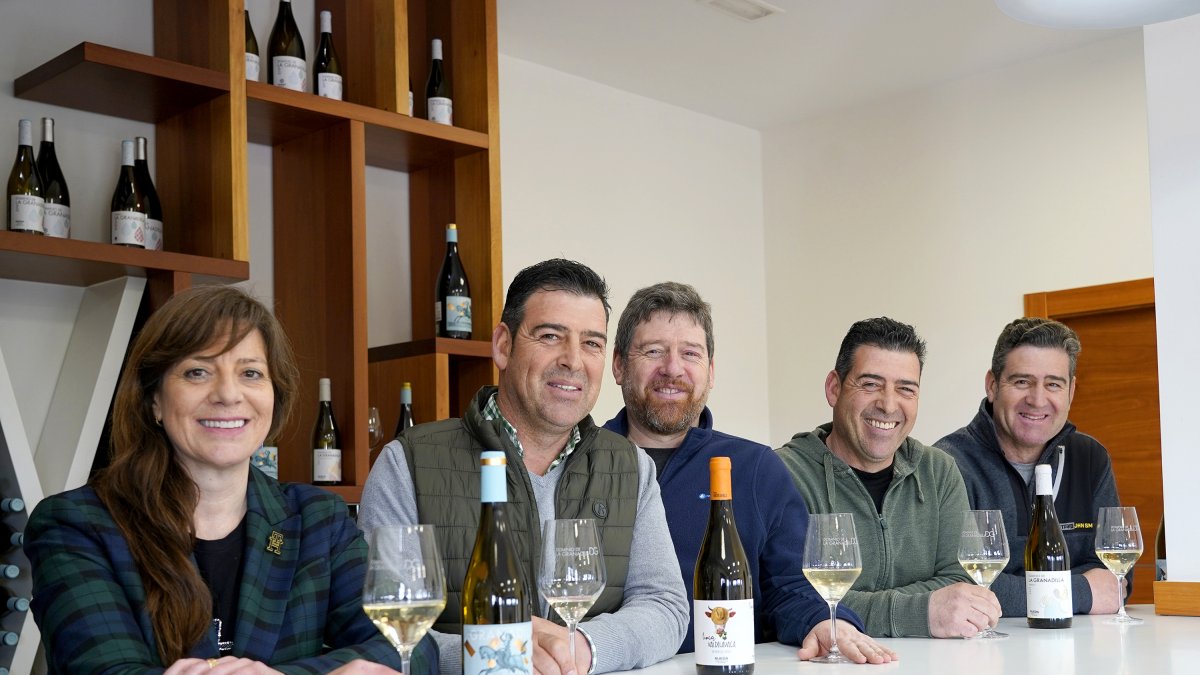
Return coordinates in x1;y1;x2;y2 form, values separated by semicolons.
435;301;442;323
313;448;342;483
1156;558;1167;581
409;90;414;117
463;622;533;675
428;97;453;125
445;295;472;334
144;218;163;251
10;194;45;233
272;55;306;92
694;599;755;666
246;53;260;81
43;203;69;238
1026;570;1072;619
111;210;146;246
318;73;343;100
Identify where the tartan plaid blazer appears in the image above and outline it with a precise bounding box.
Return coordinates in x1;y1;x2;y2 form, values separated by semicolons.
25;465;436;674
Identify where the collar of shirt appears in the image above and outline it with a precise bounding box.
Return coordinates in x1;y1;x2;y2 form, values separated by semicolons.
482;392;581;471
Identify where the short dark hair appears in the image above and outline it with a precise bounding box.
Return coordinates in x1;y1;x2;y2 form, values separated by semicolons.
499;258;611;332
991;317;1081;378
614;282;714;360
834;317;927;381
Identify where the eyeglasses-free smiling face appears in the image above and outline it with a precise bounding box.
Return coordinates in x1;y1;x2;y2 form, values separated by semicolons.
986;344;1075;463
614;311;713;442
824;345;921;472
152;329;274;479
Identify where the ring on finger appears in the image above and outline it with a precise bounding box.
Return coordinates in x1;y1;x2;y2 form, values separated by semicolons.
208;658;218;669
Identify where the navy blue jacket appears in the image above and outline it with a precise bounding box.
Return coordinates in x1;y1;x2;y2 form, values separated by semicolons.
604;408;863;652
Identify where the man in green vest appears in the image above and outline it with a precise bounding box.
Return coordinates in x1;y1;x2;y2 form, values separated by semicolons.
360;258;689;675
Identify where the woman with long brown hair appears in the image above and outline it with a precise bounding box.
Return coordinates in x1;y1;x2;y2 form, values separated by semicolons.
24;285;434;674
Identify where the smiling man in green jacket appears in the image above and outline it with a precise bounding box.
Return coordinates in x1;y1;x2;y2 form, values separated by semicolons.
776;317;1001;638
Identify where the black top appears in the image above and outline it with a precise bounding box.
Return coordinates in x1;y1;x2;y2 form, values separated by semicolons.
641;447;675;480
194;516;248;656
852;463;895;514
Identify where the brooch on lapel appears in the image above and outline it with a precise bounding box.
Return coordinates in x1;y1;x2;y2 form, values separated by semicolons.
266;530;284;555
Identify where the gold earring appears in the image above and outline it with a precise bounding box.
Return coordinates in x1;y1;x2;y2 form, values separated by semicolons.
155;416;163;427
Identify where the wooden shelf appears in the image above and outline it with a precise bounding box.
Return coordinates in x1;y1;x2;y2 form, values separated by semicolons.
320;484;363;505
0;231;248;287
246;81;488;171
368;337;493;362
14;42;229;124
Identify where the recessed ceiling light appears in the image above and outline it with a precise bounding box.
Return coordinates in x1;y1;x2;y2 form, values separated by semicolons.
695;0;785;22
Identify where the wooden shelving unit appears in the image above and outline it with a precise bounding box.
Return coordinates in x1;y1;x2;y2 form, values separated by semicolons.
11;0;503;505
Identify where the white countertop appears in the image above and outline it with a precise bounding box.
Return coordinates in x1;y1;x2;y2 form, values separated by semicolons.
625;606;1200;674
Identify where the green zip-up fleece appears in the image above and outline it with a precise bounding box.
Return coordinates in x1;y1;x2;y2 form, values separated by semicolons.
775;423;972;638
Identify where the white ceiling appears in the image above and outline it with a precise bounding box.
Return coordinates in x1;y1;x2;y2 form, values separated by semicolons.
496;0;1133;130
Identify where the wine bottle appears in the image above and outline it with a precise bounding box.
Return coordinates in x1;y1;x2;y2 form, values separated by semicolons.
314;10;343;100
426;38;452;125
0;498;23;513
268;0;306;92
436;223;472;339
462;451;533;675
1155;517;1167;581
393;381;414;437
694;457;754;674
6;118;44;235
110;140;147;248
134;137;164;251
312;377;341;485
245;3;261;82
1025;464;1071;629
37;118;70;238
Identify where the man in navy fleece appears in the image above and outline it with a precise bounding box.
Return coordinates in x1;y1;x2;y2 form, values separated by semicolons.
603;282;894;664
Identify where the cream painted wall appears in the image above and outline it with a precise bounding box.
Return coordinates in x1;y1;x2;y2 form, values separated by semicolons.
762;32;1154;447
498;55;771;442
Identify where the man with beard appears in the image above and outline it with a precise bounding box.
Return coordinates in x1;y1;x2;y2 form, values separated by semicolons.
360;260;690;675
775;317;1000;639
603;283;894;665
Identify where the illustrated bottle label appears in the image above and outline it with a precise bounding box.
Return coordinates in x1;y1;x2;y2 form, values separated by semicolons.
444;295;472;334
111;210;146;246
694;599;754;666
10;195;45;233
43;203;69;238
313;448;342;483
1026;570;1072;619
318;73;343;100
246;53;261;81
272;55;306;91
428;97;453;125
463;622;533;675
144;218;163;251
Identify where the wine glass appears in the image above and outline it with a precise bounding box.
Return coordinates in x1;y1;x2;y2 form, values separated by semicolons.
363;525;447;675
958;510;1010;639
802;513;861;664
367;405;384;450
539;519;607;669
1096;506;1144;625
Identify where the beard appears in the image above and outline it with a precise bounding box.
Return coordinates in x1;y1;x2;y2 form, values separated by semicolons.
623;377;708;437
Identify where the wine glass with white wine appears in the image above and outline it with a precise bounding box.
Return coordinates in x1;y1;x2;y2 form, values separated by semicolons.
958;509;1010;639
539;519;607;670
1096;506;1144;625
802;513;862;664
363;525;447;675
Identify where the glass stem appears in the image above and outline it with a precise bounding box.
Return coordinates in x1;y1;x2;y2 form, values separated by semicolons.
567;622;578;669
828;601;840;655
1116;574;1127;618
399;646;412;675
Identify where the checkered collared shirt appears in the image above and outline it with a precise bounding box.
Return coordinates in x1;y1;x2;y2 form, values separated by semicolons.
482;392;581;472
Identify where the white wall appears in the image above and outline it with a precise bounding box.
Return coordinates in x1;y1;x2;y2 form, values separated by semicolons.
498;55;771;441
762;32;1154;447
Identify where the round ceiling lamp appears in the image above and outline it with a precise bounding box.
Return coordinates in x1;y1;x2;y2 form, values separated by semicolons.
995;0;1200;29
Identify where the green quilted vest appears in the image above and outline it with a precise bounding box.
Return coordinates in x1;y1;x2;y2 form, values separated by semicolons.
401;387;638;634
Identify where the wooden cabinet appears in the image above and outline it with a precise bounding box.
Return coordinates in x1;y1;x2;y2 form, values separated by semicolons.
11;0;502;503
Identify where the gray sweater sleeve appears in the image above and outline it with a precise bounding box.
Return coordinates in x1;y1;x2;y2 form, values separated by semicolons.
576;449;689;672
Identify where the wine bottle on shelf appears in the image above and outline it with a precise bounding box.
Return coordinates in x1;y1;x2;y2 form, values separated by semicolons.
110;140;147;248
134;137;163;251
436;223;472;339
1155;517;1167;581
245;2;261;82
6;118;44;235
694;457;754;675
1025;464;1071;629
314;10;343;100
312;377;342;485
393;381;414;437
37;118;70;238
0;498;23;513
426;38;452;125
462;451;533;675
268;0;306;92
